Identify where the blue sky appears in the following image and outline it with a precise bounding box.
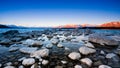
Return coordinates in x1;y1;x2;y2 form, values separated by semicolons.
0;0;120;27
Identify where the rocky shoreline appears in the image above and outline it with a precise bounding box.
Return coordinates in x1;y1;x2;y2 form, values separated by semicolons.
0;29;120;68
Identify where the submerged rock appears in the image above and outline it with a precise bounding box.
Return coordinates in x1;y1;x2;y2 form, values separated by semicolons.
22;39;43;47
18;65;24;68
89;34;119;46
85;42;95;48
57;43;63;48
0;64;2;67
3;30;19;35
4;66;15;68
0;39;12;45
18;57;26;62
19;47;38;54
6;62;12;66
9;47;19;52
50;38;59;45
79;46;96;55
30;48;49;58
22;58;35;66
68;52;81;60
106;53;116;59
45;43;53;48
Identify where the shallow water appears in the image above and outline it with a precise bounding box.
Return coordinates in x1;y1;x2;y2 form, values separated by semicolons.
0;28;47;33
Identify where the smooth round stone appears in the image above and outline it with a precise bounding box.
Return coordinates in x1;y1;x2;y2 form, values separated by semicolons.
4;66;15;68
98;65;112;68
18;65;24;68
74;65;82;68
30;48;49;58
68;52;81;60
79;46;96;55
22;58;35;66
42;60;49;65
6;62;12;66
80;58;93;67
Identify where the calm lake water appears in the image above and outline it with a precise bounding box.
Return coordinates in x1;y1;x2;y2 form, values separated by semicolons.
0;28;120;34
0;28;48;33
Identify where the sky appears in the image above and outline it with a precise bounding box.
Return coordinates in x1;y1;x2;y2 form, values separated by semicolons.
0;0;120;27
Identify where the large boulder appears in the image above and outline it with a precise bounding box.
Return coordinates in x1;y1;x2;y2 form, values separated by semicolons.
79;46;96;55
89;34;119;46
3;30;19;35
0;39;12;45
30;48;49;58
22;39;43;47
68;52;81;60
19;47;38;54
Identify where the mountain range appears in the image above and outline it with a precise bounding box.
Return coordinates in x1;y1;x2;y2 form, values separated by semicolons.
0;21;120;28
57;21;120;28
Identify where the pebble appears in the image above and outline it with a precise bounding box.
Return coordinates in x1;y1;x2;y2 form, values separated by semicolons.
61;60;67;64
100;50;105;55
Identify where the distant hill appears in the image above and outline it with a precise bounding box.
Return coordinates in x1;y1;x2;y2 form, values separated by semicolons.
0;24;10;28
0;24;27;28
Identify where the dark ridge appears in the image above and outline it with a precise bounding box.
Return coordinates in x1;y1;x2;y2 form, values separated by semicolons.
0;24;10;28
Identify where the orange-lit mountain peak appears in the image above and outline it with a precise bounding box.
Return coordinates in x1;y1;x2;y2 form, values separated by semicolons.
100;21;120;27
